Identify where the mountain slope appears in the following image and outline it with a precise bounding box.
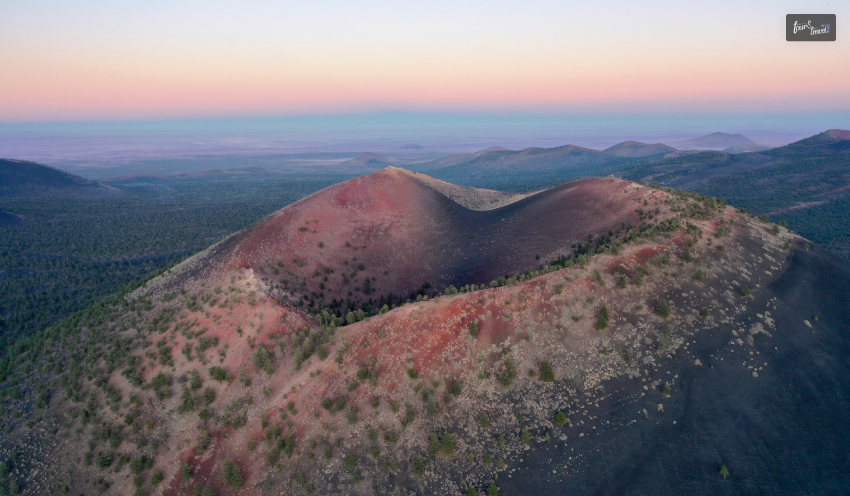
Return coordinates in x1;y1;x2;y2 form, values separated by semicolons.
0;158;118;197
617;129;850;259
2;169;847;496
145;168;650;319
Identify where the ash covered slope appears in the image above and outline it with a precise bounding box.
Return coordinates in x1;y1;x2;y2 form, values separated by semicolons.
5;171;850;496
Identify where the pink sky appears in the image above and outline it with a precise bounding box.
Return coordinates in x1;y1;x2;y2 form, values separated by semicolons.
1;1;848;122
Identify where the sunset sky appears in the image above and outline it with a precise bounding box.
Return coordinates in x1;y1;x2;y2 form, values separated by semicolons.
1;0;848;122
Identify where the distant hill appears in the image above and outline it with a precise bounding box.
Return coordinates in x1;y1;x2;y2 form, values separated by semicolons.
0;158;117;197
618;129;850;259
432;144;628;190
604;141;677;157
339;152;395;172
771;128;850;154
671;132;759;150
419;146;513;169
400;144;424;149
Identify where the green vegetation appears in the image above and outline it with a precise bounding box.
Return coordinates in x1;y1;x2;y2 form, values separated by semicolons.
497;358;517;387
222;460;244;489
620;145;850;261
538;361;555;382
654;299;670;318
555;411;567;425
448;378;462;396
0;174;349;345
479;413;490;429
594;306;610;330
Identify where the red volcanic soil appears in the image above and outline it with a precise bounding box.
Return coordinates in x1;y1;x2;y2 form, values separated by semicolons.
165;168;667;316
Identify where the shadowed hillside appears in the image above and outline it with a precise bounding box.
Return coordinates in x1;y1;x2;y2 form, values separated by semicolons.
0;159;118;197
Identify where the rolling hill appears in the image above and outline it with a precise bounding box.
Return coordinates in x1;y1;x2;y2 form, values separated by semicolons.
432;145;630;190
0;158;118;197
604;141;677;157
3;168;848;496
338;153;395;173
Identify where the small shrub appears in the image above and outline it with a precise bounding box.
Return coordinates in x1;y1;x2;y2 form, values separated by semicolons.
344;454;357;473
654;299;670;319
468;321;479;337
406;368;418;380
479;413;490;429
594;306;609;330
521;429;530;444
740;285;751;297
412;457;425;475
316;345;328;360
538;361;555;382
448;379;462;396
222;460;244;489
720;465;730;479
442;433;455;455
592;269;604;286
428;434;441;456
555;411;567;425
616;276;627;288
694;269;705;281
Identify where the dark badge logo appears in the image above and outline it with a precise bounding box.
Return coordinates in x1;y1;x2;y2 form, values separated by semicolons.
787;14;836;41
